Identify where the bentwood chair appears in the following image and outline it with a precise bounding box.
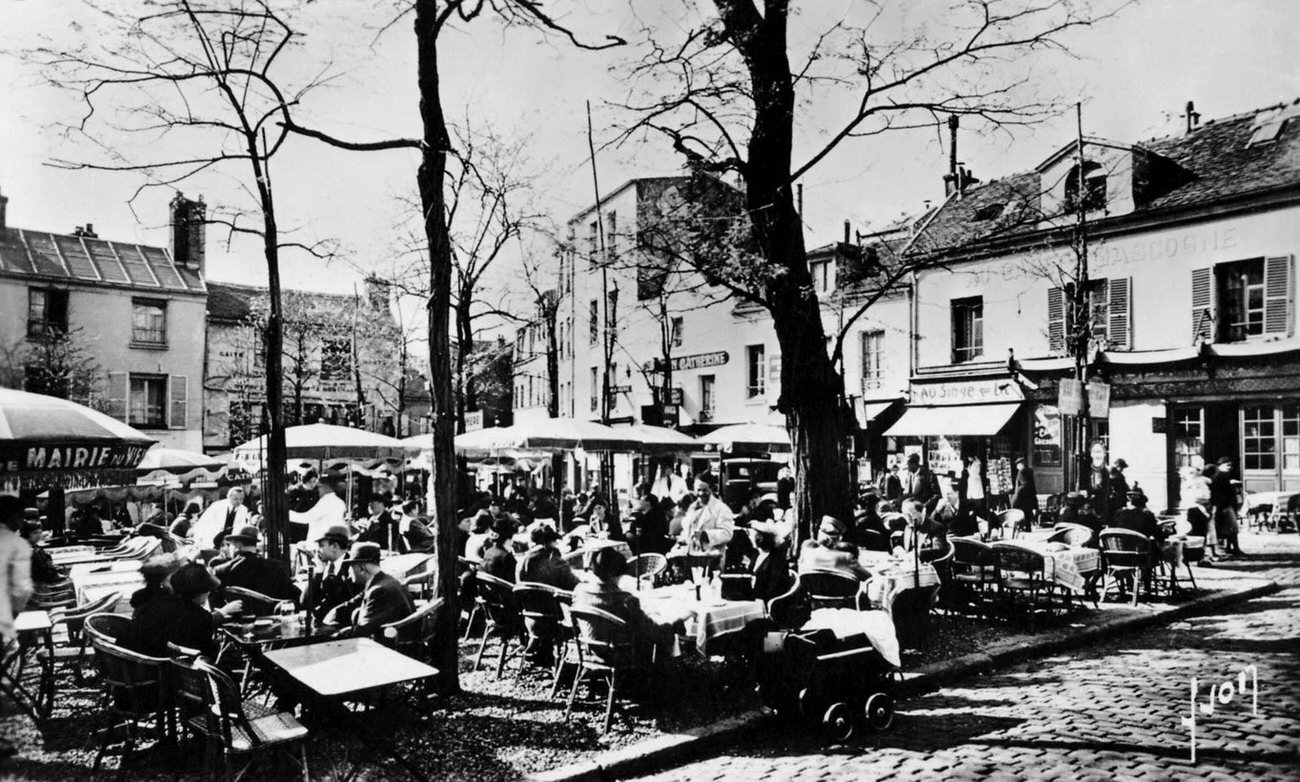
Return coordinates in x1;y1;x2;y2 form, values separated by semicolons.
990;543;1058;621
950;538;996;615
471;573;522;678
171;656;310;782
511;583;566;678
1098;528;1158;606
798;569;863;611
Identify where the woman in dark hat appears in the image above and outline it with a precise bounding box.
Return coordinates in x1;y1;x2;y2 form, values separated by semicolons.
121;562;243;658
516;522;579;590
130;553;184;613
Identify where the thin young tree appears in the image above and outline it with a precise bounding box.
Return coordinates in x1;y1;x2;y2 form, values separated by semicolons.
282;0;621;692
35;0;336;559
620;0;1124;528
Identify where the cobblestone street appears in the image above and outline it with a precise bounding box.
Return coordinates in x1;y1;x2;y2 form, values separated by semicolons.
629;533;1300;782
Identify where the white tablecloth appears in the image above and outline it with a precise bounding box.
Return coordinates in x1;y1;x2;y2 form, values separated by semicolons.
865;564;940;609
638;583;766;655
72;571;142;614
801;607;902;668
997;541;1098;593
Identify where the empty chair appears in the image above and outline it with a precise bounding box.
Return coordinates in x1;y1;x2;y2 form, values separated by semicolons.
1049;523;1096;549
990;543;1057;619
950;538;996;615
1098;528;1158;606
89;639;172;776
628;553;668;589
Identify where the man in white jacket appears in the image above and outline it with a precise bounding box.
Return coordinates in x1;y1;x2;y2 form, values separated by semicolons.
290;477;348;544
190;486;251;549
676;478;735;555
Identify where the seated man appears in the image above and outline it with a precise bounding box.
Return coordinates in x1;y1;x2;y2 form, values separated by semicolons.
797;515;872;580
571;548;681;655
1114;487;1168;543
516;523;579;591
1058;491;1102;533
214;524;300;614
306;524;359;620
325;542;415;638
122;563;242;658
399;500;436;553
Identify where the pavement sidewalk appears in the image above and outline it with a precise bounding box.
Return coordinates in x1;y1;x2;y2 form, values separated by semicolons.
529;536;1288;782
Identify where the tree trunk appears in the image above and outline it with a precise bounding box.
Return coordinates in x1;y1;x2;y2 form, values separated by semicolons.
726;1;853;537
415;0;460;694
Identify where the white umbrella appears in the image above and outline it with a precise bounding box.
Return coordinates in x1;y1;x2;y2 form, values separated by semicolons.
697;422;792;453
618;423;699;454
482;418;639;451
136;445;227;483
233;422;420;469
0;388;155;489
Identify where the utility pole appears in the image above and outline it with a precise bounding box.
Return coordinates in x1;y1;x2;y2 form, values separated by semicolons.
1071;102;1091;492
585;101;614;501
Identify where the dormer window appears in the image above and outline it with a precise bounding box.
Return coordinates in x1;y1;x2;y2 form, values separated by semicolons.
1064;161;1107;213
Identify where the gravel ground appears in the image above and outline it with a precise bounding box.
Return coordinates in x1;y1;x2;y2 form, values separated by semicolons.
1;577;1223;781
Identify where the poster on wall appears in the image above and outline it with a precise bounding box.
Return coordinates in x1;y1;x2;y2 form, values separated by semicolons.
1033;405;1062;466
925;435;962;476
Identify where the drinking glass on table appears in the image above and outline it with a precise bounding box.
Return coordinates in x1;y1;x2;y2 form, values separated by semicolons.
275;600;297;626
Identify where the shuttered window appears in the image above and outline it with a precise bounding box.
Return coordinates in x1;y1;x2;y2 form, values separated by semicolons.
106;372;128;421
1107;277;1132;350
1047;286;1065;354
1191;267;1215;342
169;375;188;429
1264;255;1293;336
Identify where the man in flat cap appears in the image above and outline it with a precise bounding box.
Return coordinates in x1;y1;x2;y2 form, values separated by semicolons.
325;542;414;638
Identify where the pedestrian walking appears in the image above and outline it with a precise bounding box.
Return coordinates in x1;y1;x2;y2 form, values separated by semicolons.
1010;456;1039;520
1210;456;1243;557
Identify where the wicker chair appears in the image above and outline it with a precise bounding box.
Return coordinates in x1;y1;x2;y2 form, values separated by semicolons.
798;568;863;611
85;612;131;646
471;572;522;678
990;543;1057;620
35;590;125;711
628;553;668;589
1049;523;1096;549
511;583;566;678
564;605;644;734
1098;528;1157;606
89;639;173;777
171;656;309;781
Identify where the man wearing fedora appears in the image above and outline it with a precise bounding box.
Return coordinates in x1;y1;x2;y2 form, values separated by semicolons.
214;524;299;614
324;541;414;638
307;524;359;620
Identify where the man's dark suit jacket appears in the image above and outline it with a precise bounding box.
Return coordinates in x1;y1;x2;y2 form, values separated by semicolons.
326;570;414;638
122;594;219;658
215;551;300;614
751;549;793;603
480;544;518;583
307;560;359;620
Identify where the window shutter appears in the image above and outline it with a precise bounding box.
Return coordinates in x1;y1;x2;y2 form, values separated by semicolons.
106;372;128;421
768;354;781;384
1047;287;1065;354
1191;267;1215;342
169;375;188;429
1108;277;1132;350
1264;255;1293;336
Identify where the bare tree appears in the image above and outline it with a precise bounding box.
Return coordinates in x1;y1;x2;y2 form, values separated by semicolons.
281;0;622;692
35;0;338;559
619;0;1122;528
0;325;106;409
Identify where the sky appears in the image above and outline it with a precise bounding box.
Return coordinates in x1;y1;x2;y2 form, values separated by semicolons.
1;0;1298;325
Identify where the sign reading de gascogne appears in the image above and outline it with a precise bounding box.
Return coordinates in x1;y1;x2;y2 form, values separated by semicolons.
0;443;151;475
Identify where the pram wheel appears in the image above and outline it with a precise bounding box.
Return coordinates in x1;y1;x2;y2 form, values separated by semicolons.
864;692;895;730
822;702;854;743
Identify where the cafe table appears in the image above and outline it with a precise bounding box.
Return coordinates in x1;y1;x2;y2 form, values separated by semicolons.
262;637;438;699
992;540;1100;594
637;582;767;655
70;568;142;613
2;611;54;727
862;561;941;612
379;552;435;579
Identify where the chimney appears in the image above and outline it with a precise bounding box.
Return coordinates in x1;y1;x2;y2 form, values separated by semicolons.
943;115;961;198
843;219;851;245
1185;100;1201;133
364;275;391;310
73;223;98;238
169;192;206;273
0;187;7;231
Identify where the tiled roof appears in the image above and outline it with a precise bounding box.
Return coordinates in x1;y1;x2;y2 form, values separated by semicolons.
206;281;256;322
909;100;1300;257
0;228;204;293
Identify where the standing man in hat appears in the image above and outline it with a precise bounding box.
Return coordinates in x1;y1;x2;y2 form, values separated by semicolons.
1210;456;1243;557
676;477;735;556
307;524;358;620
1010;456;1039;520
901;453;936;507
324;542;414;638
289;475;348;545
214;524;299;614
191;486;251;550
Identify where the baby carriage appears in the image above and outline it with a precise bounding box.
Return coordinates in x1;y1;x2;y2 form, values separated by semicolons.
755;626;900;742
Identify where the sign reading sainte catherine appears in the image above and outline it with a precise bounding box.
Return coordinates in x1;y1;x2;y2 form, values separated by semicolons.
659;351;729;371
0;443;152;476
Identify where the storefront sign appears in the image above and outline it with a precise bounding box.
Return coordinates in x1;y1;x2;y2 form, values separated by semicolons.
912;379;1023;406
1;443;151;476
610;385;632;395
1087;381;1111;417
1058;379;1084;416
668;351;729;371
464;410;484;432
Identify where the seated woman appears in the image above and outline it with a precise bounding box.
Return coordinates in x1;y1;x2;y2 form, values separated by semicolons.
516;523;579;591
463;511;495;563
571;548;681;655
23;520;77;608
748;520;793;602
797;515;872;580
121;563;242;658
571;497;624;543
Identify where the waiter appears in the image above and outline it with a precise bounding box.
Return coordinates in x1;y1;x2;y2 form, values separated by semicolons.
191;486;251;549
289;475;348;544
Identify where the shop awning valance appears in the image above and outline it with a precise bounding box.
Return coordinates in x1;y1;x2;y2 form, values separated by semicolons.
884;403;1021;437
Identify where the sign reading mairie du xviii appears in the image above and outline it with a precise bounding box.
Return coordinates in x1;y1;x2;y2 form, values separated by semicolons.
0;443;152;476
